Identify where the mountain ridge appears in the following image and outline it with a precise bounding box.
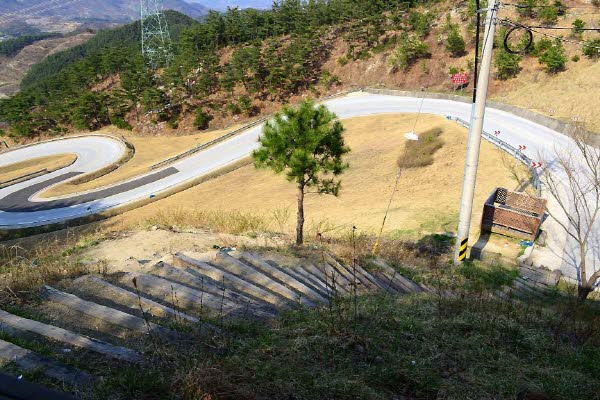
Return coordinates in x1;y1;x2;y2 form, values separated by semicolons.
0;0;207;25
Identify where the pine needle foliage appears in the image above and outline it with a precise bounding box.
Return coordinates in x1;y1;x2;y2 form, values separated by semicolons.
253;99;350;245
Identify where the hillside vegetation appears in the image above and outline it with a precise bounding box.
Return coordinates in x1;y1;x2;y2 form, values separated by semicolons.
1;0;599;139
0;33;62;57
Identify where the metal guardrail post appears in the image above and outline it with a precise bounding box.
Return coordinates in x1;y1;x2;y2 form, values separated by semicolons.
453;117;541;195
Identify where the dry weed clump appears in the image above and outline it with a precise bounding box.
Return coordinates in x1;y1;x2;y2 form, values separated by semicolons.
0;233;102;303
397;127;444;169
142;208;274;235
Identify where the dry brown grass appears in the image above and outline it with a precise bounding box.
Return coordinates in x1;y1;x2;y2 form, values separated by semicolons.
106;114;522;258
0;153;76;183
0;231;103;303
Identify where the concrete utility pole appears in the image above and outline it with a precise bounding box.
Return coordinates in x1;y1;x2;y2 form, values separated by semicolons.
454;0;500;265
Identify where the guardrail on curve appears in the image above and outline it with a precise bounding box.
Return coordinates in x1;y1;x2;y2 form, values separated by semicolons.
453;117;542;196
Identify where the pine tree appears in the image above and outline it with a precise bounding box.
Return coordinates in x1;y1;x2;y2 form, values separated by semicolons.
494;50;521;80
446;27;466;57
253;99;350;245
539;39;567;73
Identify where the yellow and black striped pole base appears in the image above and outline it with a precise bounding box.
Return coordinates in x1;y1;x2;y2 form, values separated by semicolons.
457;238;468;262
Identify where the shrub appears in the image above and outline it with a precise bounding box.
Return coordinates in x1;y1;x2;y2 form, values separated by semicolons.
112;117;133;130
593;0;600;7
167;116;179;129
226;102;241;115
389;36;430;72
531;38;553;57
193;109;213;130
397;127;444;168
337;56;349;66
583;38;600;59
571;55;580;62
538;39;567;73
238;95;254;117
553;0;567;15
572;19;585;38
517;0;538;18
538;6;558;25
495;50;521;80
446;27;466;57
408;12;434;37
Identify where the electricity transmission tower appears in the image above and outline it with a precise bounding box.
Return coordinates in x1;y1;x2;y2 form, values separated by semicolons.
140;0;173;69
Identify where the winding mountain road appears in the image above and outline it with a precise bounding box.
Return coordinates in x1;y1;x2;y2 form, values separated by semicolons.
0;92;596;283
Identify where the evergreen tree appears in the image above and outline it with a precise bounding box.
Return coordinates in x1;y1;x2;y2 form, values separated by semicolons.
446;27;466;57
389;36;430;71
538;39;567;73
572;19;585;38
582;39;600;59
494;50;521;80
253;99;349;245
71;92;109;130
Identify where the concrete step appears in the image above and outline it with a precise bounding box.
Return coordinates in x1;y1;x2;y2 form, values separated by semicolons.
42;286;175;339
0;339;96;388
513;278;546;300
269;263;331;299
324;253;380;291
174;253;288;308
295;264;339;297
147;261;265;310
370;270;406;294
518;265;561;287
236;252;329;304
214;252;313;306
370;259;423;293
120;272;275;319
321;260;356;292
0;309;142;364
72;275;200;324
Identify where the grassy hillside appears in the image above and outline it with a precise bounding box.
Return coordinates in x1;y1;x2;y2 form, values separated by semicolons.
0;225;598;399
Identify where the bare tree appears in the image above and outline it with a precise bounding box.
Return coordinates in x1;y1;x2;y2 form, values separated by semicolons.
542;127;600;301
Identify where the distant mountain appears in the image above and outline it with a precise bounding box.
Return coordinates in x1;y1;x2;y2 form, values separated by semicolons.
190;0;273;11
0;0;208;25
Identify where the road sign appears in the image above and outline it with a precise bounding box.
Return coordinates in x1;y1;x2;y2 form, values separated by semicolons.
451;73;469;85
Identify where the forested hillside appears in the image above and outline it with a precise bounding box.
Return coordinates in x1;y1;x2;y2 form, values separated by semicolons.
1;0;599;138
0;33;62;57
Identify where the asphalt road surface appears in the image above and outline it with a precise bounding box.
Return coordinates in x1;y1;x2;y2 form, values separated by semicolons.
0;92;596;285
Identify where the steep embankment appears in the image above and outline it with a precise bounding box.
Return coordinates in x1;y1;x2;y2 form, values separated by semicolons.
0;32;95;99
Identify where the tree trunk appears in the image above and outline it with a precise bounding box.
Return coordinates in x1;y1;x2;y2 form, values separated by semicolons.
296;184;305;246
577;285;593;303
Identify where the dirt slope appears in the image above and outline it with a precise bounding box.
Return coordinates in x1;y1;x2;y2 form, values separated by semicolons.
0;32;94;99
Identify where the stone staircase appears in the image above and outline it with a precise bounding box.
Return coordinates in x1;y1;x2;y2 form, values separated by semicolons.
0;248;554;393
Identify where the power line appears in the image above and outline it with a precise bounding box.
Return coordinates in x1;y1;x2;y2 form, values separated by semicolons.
499;18;600;51
0;0;63;19
502;2;600;9
507;24;600;32
0;0;82;25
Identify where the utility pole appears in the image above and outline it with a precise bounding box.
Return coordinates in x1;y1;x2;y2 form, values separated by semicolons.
454;0;500;265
